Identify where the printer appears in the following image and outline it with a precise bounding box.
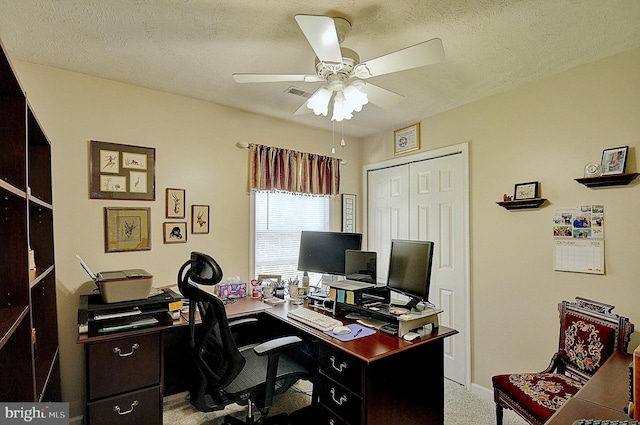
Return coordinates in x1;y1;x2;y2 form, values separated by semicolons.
77;255;153;303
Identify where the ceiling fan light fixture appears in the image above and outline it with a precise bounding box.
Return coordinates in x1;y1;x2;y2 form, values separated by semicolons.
342;83;368;112
331;90;353;122
306;86;332;116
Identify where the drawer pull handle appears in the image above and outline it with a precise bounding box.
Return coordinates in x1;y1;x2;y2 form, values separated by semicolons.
330;387;347;406
329;355;347;373
113;400;138;415
113;343;139;357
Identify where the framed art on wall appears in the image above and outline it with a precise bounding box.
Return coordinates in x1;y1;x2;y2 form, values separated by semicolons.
191;205;210;234
394;123;420;156
90;140;156;200
342;194;356;232
104;207;151;252
163;222;187;244
166;188;186;219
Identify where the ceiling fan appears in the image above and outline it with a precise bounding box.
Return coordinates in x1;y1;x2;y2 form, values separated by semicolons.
232;14;445;121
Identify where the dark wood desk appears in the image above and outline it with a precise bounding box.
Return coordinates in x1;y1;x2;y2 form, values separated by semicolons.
547;351;632;424
80;297;457;425
261;300;458;425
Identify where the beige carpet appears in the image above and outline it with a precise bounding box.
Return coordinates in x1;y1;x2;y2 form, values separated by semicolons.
163;379;525;425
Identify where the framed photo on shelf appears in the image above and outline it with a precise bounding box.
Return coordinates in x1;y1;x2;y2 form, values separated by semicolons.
600;146;628;175
394;123;420;156
342;194;356;232
104;207;151;252
90;140;155;200
513;181;539;200
166;188;186;219
163;222;187;244
191;205;210;234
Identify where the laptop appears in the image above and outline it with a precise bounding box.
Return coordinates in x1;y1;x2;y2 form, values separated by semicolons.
332;250;377;290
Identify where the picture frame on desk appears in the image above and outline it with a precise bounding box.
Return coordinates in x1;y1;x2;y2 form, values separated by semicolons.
104;207;151;252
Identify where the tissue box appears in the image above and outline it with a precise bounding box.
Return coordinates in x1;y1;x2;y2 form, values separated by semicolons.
214;282;247;299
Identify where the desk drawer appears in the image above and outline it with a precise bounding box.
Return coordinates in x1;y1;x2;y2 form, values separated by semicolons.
87;332;161;400
318;345;363;393
317;373;362;425
87;385;161;425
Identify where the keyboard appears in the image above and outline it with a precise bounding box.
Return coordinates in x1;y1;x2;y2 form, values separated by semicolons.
573;420;640;425
287;307;342;332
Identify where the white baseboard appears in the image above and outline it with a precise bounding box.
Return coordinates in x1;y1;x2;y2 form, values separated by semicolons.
470;382;494;403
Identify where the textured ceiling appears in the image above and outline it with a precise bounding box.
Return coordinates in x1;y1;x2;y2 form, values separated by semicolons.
0;1;639;138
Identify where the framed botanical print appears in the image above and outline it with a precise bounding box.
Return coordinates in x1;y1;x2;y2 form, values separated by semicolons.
90;140;156;200
191;205;210;234
166;188;186;219
104;207;151;252
513;181;539;200
163;222;187;244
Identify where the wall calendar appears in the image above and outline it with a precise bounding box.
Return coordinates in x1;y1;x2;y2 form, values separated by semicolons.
552;205;605;274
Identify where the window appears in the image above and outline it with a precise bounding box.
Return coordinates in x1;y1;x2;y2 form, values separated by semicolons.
253;191;329;283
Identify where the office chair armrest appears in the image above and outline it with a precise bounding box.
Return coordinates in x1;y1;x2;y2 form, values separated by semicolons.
541;351;562;373
253;335;303;356
228;317;259;329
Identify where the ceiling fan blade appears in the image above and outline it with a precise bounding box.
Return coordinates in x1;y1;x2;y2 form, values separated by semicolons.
357;82;404;109
354;38;445;79
295;14;343;64
233;73;324;83
293;101;313;116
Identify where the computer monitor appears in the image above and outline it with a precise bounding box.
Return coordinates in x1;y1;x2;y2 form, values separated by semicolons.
297;231;363;276
344;250;376;283
386;239;434;309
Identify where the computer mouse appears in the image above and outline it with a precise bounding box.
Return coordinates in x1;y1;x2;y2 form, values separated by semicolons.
333;326;352;335
403;332;420;341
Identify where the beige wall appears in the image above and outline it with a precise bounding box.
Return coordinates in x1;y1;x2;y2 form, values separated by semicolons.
12;45;640;415
14;61;364;417
363;47;640;394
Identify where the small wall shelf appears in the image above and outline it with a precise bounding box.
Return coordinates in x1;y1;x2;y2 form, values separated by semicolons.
496;198;547;210
575;173;639;188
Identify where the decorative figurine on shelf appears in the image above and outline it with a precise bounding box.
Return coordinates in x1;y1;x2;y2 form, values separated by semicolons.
503;194;512;201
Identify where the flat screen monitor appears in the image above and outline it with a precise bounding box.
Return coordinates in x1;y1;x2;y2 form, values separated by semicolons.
386;239;434;309
297;231;363;276
345;250;377;283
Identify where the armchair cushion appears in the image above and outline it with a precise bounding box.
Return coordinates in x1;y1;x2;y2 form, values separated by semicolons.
492;372;582;424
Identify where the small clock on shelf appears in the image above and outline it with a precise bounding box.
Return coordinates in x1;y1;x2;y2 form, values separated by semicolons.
584;162;602;177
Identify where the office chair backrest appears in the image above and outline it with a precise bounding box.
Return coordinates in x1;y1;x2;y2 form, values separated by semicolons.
177;252;245;391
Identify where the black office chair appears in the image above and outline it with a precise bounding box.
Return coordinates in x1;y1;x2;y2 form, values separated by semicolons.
177;252;310;425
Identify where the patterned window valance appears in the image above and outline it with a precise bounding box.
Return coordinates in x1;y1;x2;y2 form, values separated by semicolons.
249;143;340;196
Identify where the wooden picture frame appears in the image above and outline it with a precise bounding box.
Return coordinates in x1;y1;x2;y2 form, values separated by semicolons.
191;205;210;234
163;222;187;244
342;194;356;232
513;181;539;200
90;140;155;200
394;123;420;156
601;146;629;175
104;207;151;252
165;188;186;219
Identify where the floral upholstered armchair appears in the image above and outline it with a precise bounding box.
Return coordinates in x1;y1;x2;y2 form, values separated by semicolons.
492;297;634;425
